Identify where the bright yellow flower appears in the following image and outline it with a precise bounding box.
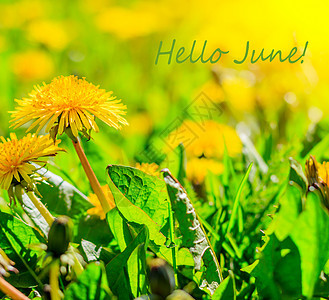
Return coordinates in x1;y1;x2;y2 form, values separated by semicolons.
315;161;329;185
11;50;54;82
26;20;73;51
10;75;128;139
0;133;63;191
135;162;160;177
187;157;223;184
305;156;329;186
305;156;329;210
87;185;115;220
196;80;224;104
164;120;242;159
96;4;171;39
123;112;153;136
221;73;256;113
0;0;44;29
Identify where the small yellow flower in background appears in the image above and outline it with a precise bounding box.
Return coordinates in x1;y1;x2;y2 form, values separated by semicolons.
122;112;153;136
187;158;223;184
164;120;242;159
135;163;160;177
11;50;54;82
221;73;256;113
163;120;241;184
96;4;171;39
26;20;73;51
0;0;44;29
0;133;63;191
87;185;115;220
10;75;128;139
196;80;224;104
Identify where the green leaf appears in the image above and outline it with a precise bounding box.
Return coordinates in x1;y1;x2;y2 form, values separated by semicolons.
163;169;222;295
289;158;308;193
213;271;236;300
107;165;169;228
80;240;115;265
0;212;45;288
107;166;167;247
241;234;302;299
36;166;93;219
21;193;49;236
107;207;133;252
290;190;329;298
226;163;253;235
106;226;149;300
64;262;112;300
267;183;303;241
81;239;102;262
76;216;113;246
302;133;329;161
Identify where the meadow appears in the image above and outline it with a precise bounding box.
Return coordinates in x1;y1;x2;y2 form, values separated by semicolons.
0;0;329;299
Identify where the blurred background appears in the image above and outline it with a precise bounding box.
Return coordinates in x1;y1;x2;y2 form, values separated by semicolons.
0;0;328;193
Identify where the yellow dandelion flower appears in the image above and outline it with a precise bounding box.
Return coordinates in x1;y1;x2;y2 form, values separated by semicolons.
26;20;73;51
10;75;128;139
315;161;329;186
135;162;160;177
87;185;115;220
96;4;170;39
305;156;329;186
11;50;54;82
305;156;329;210
221;73;256;113
164;120;242;159
0;133;63;191
0;0;44;29
187;157;223;184
196;80;224;104
123;112;153;136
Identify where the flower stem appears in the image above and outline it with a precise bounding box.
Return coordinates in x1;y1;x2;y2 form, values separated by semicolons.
72;139;110;213
50;260;61;300
0;276;30;300
69;245;84;276
26;191;54;227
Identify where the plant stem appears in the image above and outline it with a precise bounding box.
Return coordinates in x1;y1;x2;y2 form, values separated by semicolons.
69;245;84;276
50;260;61;300
168;201;178;286
0;276;30;300
26;191;54;227
72;139;110;213
25;192;84;279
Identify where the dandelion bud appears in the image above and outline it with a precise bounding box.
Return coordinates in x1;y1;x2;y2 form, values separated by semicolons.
305;156;318;187
47;216;73;257
148;258;175;298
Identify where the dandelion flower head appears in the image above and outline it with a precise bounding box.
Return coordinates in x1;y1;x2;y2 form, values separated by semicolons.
0;133;63;190
10;75;128;139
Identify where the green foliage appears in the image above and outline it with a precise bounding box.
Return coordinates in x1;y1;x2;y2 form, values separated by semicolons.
64;263;112;300
0;212;45;288
163;169;222;295
36;167;93;220
106;225;149;299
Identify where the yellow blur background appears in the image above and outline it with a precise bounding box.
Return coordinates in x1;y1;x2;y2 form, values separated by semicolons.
0;0;328;170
